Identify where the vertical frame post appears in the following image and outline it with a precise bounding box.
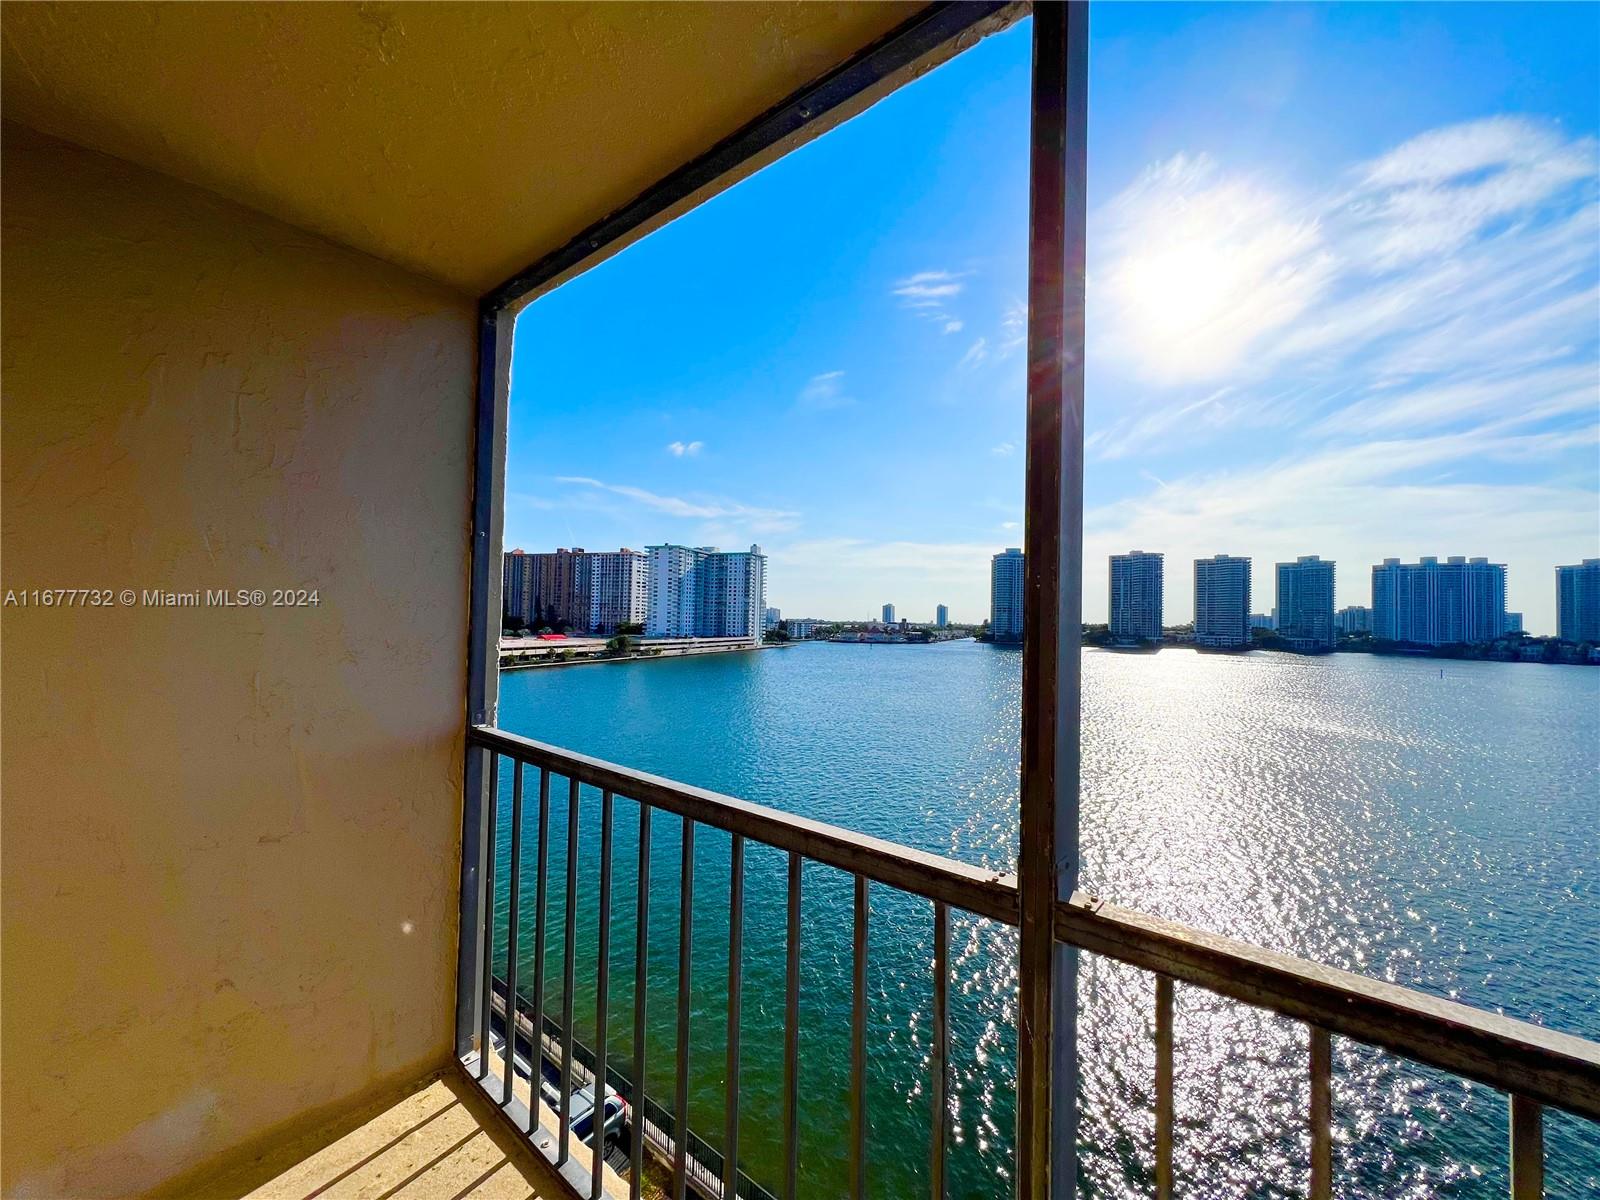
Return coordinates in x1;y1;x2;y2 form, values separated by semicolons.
1509;1095;1543;1200
1018;5;1088;1199
458;300;511;1055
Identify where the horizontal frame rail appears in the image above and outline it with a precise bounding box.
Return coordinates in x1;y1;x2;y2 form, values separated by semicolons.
1055;894;1600;1120
468;725;1600;1124
469;725;1017;925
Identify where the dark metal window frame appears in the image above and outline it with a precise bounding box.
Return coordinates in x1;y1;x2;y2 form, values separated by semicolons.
458;5;1087;1196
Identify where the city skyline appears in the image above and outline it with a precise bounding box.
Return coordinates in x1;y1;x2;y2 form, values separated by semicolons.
503;6;1598;633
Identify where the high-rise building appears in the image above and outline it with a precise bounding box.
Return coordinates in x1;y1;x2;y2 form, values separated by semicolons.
645;544;768;643
764;607;782;631
1275;556;1335;651
881;603;896;626
1503;612;1524;635
646;544;700;637
584;550;648;634
1109;551;1163;641
991;548;1025;642
701;546;768;642
502;549;535;624
1371;557;1506;646
936;604;949;628
1193;554;1250;648
1249;613;1275;630
528;547;588;630
1336;606;1372;636
1556;558;1600;643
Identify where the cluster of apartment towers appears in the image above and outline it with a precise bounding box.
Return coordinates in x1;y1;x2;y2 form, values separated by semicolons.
502;544;768;642
988;550;1600;650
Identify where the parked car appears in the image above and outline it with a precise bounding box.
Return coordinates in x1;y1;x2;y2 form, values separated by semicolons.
492;1023;628;1147
539;1074;627;1148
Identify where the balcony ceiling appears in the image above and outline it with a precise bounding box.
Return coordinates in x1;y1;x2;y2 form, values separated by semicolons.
1;1;926;297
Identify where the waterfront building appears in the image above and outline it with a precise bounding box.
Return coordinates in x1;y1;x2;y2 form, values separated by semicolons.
1336;606;1372;636
646;544;700;637
764;606;781;631
1109;551;1163;641
646;543;768;643
1371;556;1507;646
502;548;535;624
529;547;588;630
584;549;648;634
787;618;818;640
991;548;1025;642
1556;559;1600;643
702;547;768;642
1249;613;1274;630
882;603;896;626
1193;554;1250;648
1275;556;1336;651
1504;612;1524;635
936;604;949;628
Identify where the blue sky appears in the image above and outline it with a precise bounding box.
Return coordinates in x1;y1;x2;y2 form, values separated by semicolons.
506;3;1598;633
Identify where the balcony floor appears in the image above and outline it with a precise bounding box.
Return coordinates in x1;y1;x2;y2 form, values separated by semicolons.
219;1067;623;1200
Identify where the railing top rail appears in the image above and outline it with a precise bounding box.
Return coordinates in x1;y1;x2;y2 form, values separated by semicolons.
469;723;1600;1121
1056;894;1600;1121
468;724;1018;924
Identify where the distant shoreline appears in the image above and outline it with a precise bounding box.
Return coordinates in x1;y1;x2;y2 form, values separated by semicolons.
500;640;777;672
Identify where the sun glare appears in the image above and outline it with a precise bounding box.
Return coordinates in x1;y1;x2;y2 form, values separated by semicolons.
1097;156;1330;384
1117;242;1240;347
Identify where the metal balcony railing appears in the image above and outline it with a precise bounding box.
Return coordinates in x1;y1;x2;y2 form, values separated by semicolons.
457;724;1600;1200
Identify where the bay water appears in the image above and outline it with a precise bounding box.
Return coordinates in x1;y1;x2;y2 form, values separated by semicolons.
489;642;1599;1198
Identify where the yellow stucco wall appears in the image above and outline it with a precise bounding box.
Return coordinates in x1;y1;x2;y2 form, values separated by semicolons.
1;122;476;1198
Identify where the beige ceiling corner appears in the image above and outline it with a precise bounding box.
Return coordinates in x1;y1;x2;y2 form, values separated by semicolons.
0;1;946;297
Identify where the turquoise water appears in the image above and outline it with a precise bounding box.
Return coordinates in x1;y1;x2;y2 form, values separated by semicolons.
489;642;1600;1198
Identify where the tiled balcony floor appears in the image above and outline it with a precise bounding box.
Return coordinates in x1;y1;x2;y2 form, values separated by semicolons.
208;1068;623;1200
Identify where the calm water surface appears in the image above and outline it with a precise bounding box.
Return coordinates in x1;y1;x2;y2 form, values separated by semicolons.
489;642;1599;1198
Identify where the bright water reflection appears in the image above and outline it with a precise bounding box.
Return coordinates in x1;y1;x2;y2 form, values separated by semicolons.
493;641;1599;1198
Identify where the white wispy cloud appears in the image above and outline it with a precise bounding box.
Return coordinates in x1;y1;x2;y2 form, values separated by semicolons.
665;440;704;457
959;337;989;370
793;370;854;413
999;299;1028;357
894;268;974;339
555;477;800;534
893;270;968;306
991;441;1016;456
1087;116;1599;459
1351;116;1597;268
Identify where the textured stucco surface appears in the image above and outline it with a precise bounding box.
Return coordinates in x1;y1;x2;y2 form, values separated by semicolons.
1;122;475;1198
0;1;923;295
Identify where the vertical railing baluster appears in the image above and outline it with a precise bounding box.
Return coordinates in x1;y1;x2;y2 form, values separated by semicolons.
930;902;949;1200
1309;1025;1331;1200
850;874;868;1200
783;852;801;1200
502;761;526;1110
1509;1095;1543;1200
724;835;745;1200
1155;976;1174;1200
531;768;551;1118
477;752;500;1081
631;804;652;1200
559;776;580;1164
673;819;696;1200
591;790;614;1200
